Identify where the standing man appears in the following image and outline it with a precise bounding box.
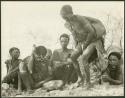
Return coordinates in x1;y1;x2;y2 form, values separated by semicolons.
60;5;106;88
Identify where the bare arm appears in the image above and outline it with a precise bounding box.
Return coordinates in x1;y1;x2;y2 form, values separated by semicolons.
64;22;78;47
79;17;96;48
113;66;123;84
108;77;123;85
5;60;9;74
71;15;96;48
51;50;70;69
102;67;123;85
83;23;96;48
27;55;34;74
53;61;69;68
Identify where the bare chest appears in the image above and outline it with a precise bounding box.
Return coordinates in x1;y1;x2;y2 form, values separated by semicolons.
65;22;88;41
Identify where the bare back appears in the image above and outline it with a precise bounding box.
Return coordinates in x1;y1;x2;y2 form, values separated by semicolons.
65;15;106;43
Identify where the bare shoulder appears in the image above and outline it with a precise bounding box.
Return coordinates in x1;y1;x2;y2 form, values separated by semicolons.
47;49;52;54
53;49;61;54
64;22;71;28
75;15;86;20
72;15;89;25
23;56;31;63
47;48;52;52
84;16;102;23
5;59;11;64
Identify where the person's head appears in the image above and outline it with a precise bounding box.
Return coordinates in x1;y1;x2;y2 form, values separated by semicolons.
33;46;47;61
60;5;73;21
60;33;70;49
108;52;121;68
9;47;20;59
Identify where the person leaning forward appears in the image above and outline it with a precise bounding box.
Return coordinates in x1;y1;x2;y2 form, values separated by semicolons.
60;5;106;89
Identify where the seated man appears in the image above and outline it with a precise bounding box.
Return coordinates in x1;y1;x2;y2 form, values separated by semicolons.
2;47;22;91
51;34;78;85
102;46;123;85
19;45;52;92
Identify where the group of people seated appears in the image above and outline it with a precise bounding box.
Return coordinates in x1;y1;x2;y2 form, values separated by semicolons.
2;5;123;94
2;33;123;94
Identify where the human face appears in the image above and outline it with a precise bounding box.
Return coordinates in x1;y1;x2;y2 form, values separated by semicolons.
108;55;119;68
60;37;69;49
33;53;44;62
11;49;20;59
60;10;73;21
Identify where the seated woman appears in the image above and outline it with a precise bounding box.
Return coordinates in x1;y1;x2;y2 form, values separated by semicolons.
102;46;123;85
2;47;22;91
19;45;52;92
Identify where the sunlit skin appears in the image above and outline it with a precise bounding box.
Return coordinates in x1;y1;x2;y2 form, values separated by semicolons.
60;37;69;50
2;48;22;93
33;52;44;62
19;46;53;92
102;54;123;85
60;5;106;89
10;49;20;60
60;10;73;21
108;55;119;69
51;35;78;84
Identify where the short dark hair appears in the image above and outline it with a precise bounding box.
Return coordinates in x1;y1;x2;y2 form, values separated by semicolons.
35;46;47;57
9;47;20;54
61;5;73;14
108;52;121;60
60;33;70;41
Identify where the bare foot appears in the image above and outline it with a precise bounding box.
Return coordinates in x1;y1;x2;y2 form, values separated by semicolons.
85;83;93;90
71;80;84;89
27;89;34;94
16;90;22;95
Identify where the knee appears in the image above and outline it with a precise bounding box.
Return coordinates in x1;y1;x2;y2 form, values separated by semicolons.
81;54;88;60
81;54;88;65
19;62;27;73
102;76;109;82
71;50;81;61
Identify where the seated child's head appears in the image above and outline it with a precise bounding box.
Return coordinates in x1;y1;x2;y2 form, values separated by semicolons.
9;47;20;59
33;46;47;61
108;52;121;68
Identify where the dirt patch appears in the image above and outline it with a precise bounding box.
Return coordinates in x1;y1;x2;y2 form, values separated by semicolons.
2;83;124;97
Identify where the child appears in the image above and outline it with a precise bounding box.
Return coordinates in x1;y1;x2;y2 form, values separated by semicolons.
102;49;123;85
2;47;22;90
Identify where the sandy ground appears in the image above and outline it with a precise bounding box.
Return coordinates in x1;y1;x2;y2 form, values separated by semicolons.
1;64;124;97
24;84;124;97
2;83;124;97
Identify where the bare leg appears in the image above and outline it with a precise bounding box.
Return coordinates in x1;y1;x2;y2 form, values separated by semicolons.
81;44;96;89
34;77;53;89
17;73;22;93
19;62;34;91
70;48;84;86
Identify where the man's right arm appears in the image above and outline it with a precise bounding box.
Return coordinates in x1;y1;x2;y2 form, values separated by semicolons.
64;22;78;47
102;68;123;85
5;60;9;74
51;50;70;69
